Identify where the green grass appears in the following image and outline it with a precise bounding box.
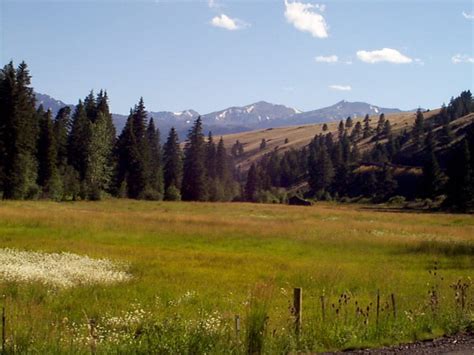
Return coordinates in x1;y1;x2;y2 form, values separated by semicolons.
0;200;472;353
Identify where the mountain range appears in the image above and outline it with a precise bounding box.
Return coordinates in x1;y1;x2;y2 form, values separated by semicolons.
35;93;406;139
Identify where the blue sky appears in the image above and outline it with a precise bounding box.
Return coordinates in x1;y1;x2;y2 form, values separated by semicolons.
2;0;473;114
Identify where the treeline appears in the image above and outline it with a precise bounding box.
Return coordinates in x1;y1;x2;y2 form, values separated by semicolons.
245;91;474;211
0;61;238;201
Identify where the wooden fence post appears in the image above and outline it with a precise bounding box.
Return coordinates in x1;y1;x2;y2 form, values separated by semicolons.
320;295;325;322
293;288;302;335
391;293;396;320
234;314;240;340
376;289;380;328
1;306;5;355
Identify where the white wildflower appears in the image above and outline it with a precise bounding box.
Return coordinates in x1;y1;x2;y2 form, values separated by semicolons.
0;248;131;288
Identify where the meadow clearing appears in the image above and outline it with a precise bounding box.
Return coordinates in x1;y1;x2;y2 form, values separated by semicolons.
0;200;472;353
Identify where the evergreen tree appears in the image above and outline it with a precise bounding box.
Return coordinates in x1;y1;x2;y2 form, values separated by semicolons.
163;127;183;196
182;117;207;201
114;98;150;199
383;119;392;137
345;116;353;128
376;113;386;136
363;114;371;138
322;123;328;132
351;121;362;141
146;118;164;198
37;109;61;198
376;165;397;201
444;140;473;211
412;109;425;148
338;120;345;138
422;149;445;198
53;106;71;168
245;164;259;202
260;138;267;150
68;100;89;180
308;144;334;196
206;132;217;180
0;61;39;199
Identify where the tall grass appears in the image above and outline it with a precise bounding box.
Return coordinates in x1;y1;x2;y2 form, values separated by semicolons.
0;200;472;353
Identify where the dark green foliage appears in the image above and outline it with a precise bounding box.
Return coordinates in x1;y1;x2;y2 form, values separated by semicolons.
182;117;208;201
245;164;259;202
345;116;353;128
53;106;71;168
146;118;164;199
338;120;345;138
322;123;328;132
0;61;39;199
231;140;244;157
68;100;89;180
308;143;334;196
362;114;371;138
412;109;425;148
260;138;266;151
376;113;386;137
37;109;61;199
351;121;362;141
444;140;473;211
163;127;183;195
422;150;445;198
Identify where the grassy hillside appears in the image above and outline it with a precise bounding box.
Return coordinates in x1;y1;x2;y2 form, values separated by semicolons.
0;200;472;353
222;110;447;170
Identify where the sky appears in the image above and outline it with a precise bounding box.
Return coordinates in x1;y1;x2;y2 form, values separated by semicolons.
1;0;473;115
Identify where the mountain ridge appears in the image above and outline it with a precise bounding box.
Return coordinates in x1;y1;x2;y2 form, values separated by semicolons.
34;92;411;139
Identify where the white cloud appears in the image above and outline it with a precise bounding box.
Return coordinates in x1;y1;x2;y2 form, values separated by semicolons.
356;48;413;64
210;14;249;31
208;0;218;8
315;55;338;63
452;54;474;64
315;55;352;64
462;11;474;20
284;0;329;38
329;85;352;91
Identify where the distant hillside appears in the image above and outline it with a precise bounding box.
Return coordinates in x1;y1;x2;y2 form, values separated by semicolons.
222;109;443;171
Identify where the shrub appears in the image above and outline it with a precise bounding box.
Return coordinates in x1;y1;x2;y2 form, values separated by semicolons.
164;185;181;201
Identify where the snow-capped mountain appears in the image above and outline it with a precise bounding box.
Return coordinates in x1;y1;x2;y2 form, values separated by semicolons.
201;101;301;126
34;92;407;139
278;100;402;126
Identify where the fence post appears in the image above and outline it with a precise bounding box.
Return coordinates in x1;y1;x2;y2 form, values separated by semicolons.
320;295;325;322
293;288;302;335
376;289;380;328
234;314;240;341
1;305;5;355
391;293;396;320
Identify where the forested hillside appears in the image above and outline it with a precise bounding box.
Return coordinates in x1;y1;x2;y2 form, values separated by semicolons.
1;61;473;211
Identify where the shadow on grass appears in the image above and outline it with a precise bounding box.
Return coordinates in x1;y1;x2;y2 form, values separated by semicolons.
401;240;474;257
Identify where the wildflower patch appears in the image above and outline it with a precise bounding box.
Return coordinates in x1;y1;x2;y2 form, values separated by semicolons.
0;248;131;287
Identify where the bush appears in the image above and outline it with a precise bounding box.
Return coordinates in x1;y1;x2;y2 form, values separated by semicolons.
388;195;406;206
140;188;163;201
164;185;181;201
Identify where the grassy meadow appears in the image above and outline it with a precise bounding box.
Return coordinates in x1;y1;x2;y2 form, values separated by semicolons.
0;200;473;353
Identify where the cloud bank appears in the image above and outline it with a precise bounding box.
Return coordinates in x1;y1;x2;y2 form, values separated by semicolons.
356;48;413;64
284;0;328;38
